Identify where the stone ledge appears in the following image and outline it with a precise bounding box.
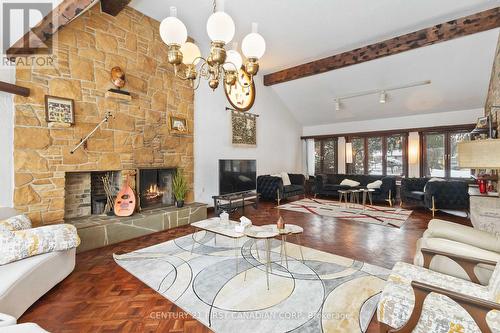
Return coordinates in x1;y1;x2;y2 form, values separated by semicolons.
68;202;207;252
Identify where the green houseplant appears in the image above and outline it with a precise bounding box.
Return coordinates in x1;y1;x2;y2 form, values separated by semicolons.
172;169;188;208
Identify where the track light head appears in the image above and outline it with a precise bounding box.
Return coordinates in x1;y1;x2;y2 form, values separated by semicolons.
335;99;341;111
379;91;387;104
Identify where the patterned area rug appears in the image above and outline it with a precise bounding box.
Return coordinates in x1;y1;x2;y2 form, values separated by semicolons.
278;198;412;228
114;232;390;332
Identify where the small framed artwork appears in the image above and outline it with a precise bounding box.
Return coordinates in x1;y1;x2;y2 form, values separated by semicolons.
476;116;489;129
169;116;188;134
45;95;75;125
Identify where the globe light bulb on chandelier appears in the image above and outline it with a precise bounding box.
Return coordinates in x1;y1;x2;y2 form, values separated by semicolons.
160;1;265;91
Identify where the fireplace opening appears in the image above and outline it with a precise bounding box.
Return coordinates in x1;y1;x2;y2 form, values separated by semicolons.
65;171;121;219
138;168;176;209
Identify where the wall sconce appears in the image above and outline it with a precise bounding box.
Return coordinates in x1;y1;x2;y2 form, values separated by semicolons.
345;142;353;164
409;140;419;164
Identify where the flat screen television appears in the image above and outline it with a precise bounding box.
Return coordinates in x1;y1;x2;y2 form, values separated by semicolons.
219;159;257;195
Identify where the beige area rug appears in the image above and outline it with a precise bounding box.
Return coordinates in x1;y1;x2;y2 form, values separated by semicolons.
114;232;390;332
278;198;412;228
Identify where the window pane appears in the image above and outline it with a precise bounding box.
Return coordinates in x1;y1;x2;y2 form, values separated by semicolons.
386;135;404;176
322;139;336;173
425;133;445;177
367;137;383;175
450;132;471;178
314;140;322;174
351;138;364;174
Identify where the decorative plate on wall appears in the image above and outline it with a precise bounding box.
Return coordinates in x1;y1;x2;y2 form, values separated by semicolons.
224;69;256;111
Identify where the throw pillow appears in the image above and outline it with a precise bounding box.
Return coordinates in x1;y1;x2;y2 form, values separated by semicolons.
0;214;32;232
423;177;446;192
271;174;282;178
367;180;383;189
340;179;360;187
281;172;292;186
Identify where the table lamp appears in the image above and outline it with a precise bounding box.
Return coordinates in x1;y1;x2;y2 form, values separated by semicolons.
458;139;500;196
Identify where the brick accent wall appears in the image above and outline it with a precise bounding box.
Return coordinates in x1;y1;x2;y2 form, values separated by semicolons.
13;6;194;226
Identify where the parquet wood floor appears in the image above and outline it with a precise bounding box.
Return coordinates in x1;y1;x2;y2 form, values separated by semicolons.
19;197;470;332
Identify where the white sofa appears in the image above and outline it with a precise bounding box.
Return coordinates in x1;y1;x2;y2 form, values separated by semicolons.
414;218;500;285
0;208;76;319
0;313;48;332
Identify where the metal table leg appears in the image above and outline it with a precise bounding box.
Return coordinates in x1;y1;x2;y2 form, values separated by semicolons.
234;238;239;274
296;233;305;263
283;234;288;269
265;238;271;290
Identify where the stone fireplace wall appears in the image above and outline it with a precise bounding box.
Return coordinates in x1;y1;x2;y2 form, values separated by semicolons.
13;6;194;226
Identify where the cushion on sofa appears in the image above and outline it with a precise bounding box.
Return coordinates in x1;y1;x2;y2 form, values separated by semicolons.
0;215;32;232
281;172;291;186
324;184;351;191
367;180;383;189
283;184;303;193
340;179;360;187
406;191;425;201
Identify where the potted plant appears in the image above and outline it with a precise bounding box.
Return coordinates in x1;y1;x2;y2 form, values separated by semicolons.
172;169;188;208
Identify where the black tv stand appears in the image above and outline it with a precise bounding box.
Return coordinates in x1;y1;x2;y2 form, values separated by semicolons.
212;190;260;215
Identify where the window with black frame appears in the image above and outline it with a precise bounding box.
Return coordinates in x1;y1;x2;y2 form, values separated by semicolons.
348;134;407;176
421;130;471;178
314;138;338;174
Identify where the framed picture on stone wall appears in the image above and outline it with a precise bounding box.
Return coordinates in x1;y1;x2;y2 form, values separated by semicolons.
169;115;188;134
45;95;75;125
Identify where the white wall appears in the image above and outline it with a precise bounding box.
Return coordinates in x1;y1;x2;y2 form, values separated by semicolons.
0;67;15;207
194;78;303;205
302;108;484;136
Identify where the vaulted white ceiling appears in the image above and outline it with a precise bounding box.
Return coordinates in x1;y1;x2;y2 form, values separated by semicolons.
129;0;500;125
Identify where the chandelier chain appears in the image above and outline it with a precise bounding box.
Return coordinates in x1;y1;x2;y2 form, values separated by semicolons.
212;0;216;13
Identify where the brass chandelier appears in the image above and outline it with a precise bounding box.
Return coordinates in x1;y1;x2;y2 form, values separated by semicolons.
159;0;266;90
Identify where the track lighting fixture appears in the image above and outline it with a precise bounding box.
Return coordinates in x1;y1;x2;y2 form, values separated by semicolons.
335;99;341;111
379;91;387;104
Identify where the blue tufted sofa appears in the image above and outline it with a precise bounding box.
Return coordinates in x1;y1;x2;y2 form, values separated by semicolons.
401;178;470;216
257;174;306;205
314;174;397;205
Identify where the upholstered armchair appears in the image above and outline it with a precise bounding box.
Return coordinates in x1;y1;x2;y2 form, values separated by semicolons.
257;173;305;205
400;177;429;207
414;219;500;285
401;178;469;216
378;249;500;332
424;180;470;216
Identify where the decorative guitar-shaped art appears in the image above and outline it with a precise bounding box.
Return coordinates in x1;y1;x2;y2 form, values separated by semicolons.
114;175;136;217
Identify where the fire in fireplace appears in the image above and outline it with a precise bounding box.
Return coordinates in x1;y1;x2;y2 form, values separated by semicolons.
138;168;176;209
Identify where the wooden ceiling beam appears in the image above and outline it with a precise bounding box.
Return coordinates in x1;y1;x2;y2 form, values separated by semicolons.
0;81;30;97
264;7;500;86
6;0;97;58
100;0;131;17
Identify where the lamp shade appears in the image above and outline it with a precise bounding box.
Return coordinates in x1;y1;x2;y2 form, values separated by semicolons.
345;142;353;164
206;12;235;44
180;42;201;65
408;139;419;164
223;49;242;71
159;15;187;46
458;139;500;169
242;32;266;59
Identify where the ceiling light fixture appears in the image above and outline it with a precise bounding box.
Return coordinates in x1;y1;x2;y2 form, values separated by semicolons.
335;99;341;111
160;0;266;91
379;91;387;104
333;80;431;107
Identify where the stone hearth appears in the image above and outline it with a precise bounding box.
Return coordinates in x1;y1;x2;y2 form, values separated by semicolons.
69;203;207;252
